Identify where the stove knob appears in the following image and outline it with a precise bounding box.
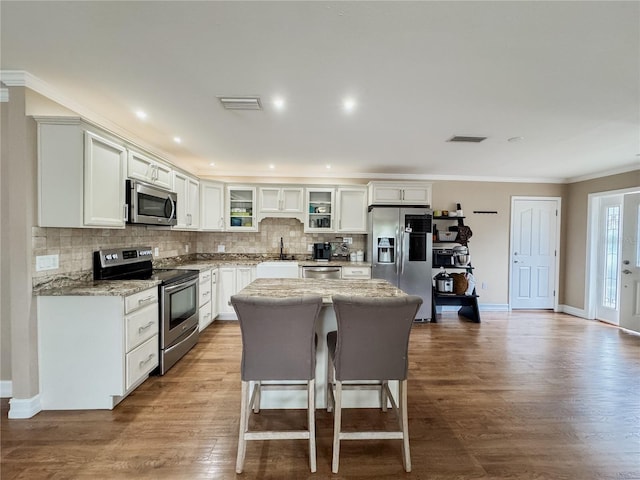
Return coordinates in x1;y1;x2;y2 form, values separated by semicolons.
113;253;119;260
105;254;112;260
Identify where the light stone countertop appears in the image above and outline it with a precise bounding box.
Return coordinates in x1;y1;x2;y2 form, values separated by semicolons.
234;278;405;305
34;279;161;297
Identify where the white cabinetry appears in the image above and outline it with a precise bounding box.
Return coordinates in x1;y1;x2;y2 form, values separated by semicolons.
217;265;256;319
37;287;159;410
258;186;304;221
341;266;372;279
36;117;127;228
336;186;368;233
173;171;200;230
198;269;214;331
127;150;173;190
305;188;335;232
200;181;225;231
368;182;432;206
226;186;257;231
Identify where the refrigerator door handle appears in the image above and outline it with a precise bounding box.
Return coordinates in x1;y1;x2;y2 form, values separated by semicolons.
395;227;400;276
400;229;405;275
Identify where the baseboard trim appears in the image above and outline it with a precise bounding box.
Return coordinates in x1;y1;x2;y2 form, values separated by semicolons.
8;395;42;419
559;304;588;319
440;303;508;312
0;380;12;398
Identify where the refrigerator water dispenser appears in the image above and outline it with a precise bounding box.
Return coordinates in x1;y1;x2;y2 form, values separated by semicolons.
377;237;394;263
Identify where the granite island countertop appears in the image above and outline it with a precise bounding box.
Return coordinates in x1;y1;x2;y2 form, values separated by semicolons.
234;278;404;305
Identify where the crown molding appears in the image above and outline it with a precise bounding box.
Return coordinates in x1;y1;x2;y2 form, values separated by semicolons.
567;163;640;184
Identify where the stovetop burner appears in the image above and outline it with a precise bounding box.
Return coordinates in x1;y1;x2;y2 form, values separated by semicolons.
93;246;198;284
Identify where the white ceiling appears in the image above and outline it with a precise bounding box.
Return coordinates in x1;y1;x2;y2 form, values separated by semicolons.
2;1;639;183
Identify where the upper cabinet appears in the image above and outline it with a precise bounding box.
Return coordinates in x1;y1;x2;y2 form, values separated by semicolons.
173;172;200;230
127;150;173;191
257;186;304;223
226;185;257;231
36;117;127;228
305;188;335;232
336;186;368;233
200;181;225;231
368;182;432;206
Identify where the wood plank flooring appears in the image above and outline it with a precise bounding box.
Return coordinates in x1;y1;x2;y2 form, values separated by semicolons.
2;311;639;479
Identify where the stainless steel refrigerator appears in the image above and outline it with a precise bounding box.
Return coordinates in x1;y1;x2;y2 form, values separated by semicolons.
368;206;433;320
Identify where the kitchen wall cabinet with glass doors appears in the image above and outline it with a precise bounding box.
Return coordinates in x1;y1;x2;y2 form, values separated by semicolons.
305;188;335;233
226;185;257;231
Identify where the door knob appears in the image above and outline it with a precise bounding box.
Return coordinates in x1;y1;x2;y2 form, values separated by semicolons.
623;269;632;275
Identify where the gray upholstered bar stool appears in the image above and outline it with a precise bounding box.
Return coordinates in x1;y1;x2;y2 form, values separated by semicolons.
327;294;423;473
231;295;323;474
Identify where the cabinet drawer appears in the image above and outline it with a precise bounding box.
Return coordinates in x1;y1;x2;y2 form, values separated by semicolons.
341;266;372;279
125;302;159;351
126;335;158;390
199;300;213;332
199;271;212;306
125;287;158;314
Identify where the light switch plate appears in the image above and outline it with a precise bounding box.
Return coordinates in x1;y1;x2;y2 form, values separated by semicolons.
36;254;59;272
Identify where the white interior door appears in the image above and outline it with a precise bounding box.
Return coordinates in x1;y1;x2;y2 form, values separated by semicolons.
595;195;623;324
620;192;640;333
510;198;560;309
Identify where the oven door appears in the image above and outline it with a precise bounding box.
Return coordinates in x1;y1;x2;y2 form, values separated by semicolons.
127;180;177;226
161;276;199;348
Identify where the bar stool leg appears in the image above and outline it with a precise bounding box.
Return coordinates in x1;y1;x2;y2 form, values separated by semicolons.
308;379;317;473
399;380;411;472
236;380;249;473
332;381;343;473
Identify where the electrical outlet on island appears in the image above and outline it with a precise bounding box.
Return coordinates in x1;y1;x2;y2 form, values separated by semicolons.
218;244;225;253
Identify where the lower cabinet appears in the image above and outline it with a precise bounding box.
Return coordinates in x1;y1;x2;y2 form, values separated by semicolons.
341;266;372;279
198;269;216;331
37;287;159;410
217;266;256;320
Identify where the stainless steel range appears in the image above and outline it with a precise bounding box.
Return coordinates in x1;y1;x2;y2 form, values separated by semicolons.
94;246;199;375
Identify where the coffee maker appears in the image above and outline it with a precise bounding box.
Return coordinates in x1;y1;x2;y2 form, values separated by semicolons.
313;242;332;261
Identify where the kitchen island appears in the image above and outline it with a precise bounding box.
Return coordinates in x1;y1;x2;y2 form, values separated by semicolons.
234;278;407;409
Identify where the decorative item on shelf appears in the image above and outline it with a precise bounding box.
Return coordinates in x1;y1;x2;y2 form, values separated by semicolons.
456;203;463;217
450;273;468;295
455;225;473;246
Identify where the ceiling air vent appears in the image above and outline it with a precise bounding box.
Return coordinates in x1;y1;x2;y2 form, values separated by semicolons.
217;96;262;110
447;135;487;143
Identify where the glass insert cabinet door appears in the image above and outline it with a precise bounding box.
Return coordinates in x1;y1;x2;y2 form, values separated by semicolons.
306;188;334;231
227;186;257;230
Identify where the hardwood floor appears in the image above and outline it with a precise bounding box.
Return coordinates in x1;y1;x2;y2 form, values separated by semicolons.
2;311;639;479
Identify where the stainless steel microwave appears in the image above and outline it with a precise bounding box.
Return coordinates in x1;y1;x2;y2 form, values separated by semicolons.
126;179;177;226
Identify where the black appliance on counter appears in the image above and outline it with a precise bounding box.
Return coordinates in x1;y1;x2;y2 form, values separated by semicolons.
313;242;332;261
433;248;455;267
94;246;199;375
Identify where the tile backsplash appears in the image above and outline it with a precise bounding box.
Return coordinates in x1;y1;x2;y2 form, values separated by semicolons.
32;218;366;279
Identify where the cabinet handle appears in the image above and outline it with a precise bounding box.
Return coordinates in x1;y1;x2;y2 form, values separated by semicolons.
139;353;155;368
203;291;210;297
138;321;155;333
201;275;211;282
124;204;128;222
137;295;156;306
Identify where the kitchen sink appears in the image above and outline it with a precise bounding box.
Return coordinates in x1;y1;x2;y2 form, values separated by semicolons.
256;261;299;278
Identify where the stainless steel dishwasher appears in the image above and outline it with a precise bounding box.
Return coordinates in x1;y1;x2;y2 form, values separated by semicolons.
301;266;342;279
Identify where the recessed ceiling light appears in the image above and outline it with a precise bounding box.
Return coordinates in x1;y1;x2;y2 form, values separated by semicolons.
209;162;215;167
135;110;147;120
269;164;275;169
343;97;356;112
173;136;182;144
273;97;285;110
326;164;331;169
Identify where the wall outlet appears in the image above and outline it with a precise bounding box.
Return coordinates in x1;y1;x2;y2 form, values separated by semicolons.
308;244;314;252
154;247;159;257
482;282;487;290
343;237;353;244
36;254;59;272
185;244;190;253
218;244;225;253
